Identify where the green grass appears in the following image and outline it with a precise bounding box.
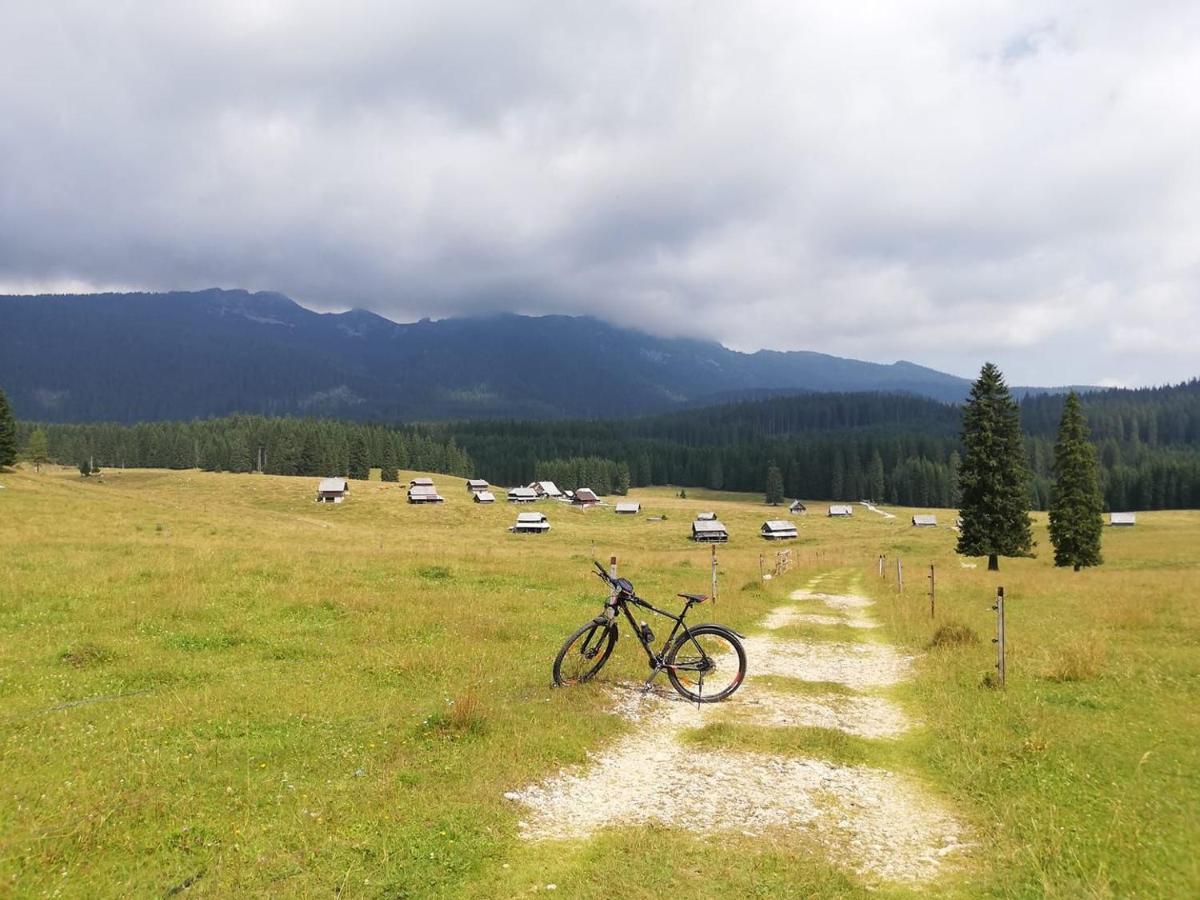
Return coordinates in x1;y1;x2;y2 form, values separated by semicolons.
1;467;1198;897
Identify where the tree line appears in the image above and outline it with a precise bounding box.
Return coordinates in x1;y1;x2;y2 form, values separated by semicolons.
7;379;1200;509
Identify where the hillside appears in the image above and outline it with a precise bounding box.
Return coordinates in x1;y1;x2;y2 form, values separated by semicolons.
3;289;986;421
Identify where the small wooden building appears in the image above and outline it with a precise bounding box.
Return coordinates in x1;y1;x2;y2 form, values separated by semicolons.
789;500;807;514
316;477;348;504
827;505;853;517
696;511;717;521
466;479;489;492
573;488;600;506
528;481;564;499
510;511;551;533
912;514;938;527
410;477;434;487
507;487;538;503
408;484;445;504
692;519;729;543
614;502;640;515
473;490;496;503
761;520;798;540
1110;512;1136;526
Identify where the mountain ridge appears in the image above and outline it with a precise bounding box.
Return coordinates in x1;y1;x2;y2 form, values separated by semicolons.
0;288;1080;423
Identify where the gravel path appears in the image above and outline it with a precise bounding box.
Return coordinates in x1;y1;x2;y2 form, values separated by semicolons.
507;580;967;884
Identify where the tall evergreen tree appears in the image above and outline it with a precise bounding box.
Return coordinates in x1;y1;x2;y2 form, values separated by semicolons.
378;436;399;483
348;432;370;480
1048;392;1104;571
0;388;16;468
957;363;1034;571
764;461;785;505
25;428;50;473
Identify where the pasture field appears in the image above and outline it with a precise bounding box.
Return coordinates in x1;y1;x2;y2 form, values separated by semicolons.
1;466;1198;898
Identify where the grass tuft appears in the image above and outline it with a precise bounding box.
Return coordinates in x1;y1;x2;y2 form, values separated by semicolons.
927;621;980;649
417;565;453;581
1043;634;1107;682
57;642;116;667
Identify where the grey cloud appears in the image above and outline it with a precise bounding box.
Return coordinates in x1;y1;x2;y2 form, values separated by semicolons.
2;1;1199;386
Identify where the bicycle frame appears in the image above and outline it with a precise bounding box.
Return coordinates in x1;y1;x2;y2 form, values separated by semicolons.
593;590;713;688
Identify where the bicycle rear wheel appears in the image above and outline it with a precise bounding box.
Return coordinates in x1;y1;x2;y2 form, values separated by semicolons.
552;620;618;686
665;625;745;702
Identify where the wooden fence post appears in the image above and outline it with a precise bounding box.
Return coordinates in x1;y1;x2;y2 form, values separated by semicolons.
992;586;1006;687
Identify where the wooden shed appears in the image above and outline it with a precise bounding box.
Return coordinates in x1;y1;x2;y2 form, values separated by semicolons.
912;514;938;527
316;477;348;504
761;520;798;540
614;502;640;515
789;500;807;514
410;477;434;487
696;511;717;521
528;481;563;499
506;487;538;503
692;519;729;543
472;490;496;503
407;484;445;504
510;511;551;533
1110;512;1136;526
466;479;489;492
572;488;600;506
827;505;854;517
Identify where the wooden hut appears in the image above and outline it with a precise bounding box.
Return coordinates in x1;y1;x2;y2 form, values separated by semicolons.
506;487;538;503
912;514;938;527
466;479;489;492
316;477;348;504
1109;512;1136;526
407;484;445;504
614;502;640;515
572;488;600;506
410;477;434;487
510;511;551;533
827;505;853;517
691;519;729;543
696;511;717;521
528;481;564;499
761;520;798;540
472;490;496;503
789;500;807;514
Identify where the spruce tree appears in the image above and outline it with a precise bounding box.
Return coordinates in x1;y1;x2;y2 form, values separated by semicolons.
765;461;785;505
0;388;16;468
25;428;50;473
348;432;370;480
956;363;1034;571
379;437;399;483
1048;392;1104;571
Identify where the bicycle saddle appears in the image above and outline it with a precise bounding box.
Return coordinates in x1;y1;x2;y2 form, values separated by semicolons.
677;592;708;603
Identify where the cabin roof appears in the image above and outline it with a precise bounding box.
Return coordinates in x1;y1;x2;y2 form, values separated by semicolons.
912;514;938;526
696;511;717;520
516;512;548;524
762;520;795;532
573;488;599;502
410;477;434;487
615;502;640;513
466;479;489;489
317;478;347;493
473;490;496;502
828;505;853;516
692;519;727;533
1110;511;1137;525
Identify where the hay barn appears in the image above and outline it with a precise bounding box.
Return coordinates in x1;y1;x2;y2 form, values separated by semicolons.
511;511;551;533
692;519;729;543
761;520;798;540
316;478;348;504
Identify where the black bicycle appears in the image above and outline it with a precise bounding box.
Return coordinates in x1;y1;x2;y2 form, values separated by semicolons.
552;561;747;702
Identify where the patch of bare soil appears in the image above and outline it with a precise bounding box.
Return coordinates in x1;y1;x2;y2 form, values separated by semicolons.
763;607;880;630
740;635;915;689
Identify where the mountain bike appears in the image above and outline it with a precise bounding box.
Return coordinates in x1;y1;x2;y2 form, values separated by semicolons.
552;561;747;702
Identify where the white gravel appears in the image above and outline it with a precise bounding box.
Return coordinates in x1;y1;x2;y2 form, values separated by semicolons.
740;635;915;689
763;607;881;630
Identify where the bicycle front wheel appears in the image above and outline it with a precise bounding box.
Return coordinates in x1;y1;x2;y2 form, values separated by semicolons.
665;625;746;702
552;619;618;686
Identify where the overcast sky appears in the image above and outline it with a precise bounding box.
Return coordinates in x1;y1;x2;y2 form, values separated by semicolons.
2;1;1198;387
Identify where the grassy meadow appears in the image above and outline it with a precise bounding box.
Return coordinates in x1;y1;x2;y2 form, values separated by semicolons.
0;466;1197;898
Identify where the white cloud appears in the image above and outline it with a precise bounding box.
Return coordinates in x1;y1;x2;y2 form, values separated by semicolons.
1;0;1199;386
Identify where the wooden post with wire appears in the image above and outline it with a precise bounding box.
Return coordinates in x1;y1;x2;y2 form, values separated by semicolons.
928;564;936;618
896;558;904;592
878;554;886;578
710;544;718;603
992;586;1006;687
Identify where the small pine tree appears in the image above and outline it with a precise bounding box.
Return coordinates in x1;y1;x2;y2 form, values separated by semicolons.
1048;393;1104;571
379;437;399;483
24;427;50;473
615;461;631;496
0;388;16;468
78;458;92;477
348;432;370;480
765;461;785;506
956;363;1034;571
